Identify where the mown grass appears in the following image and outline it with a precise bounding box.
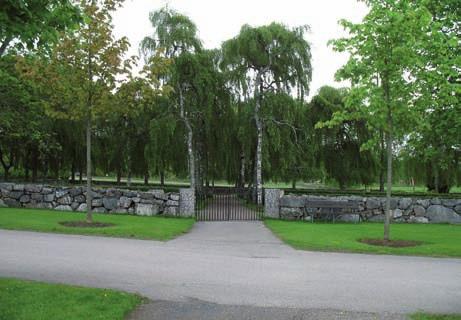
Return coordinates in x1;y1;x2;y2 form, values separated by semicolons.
265;220;461;257
411;313;461;320
0;208;195;241
0;278;142;320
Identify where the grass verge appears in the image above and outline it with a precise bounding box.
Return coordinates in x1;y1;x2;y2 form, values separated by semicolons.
411;313;461;319
0;278;142;320
264;220;461;258
0;208;194;241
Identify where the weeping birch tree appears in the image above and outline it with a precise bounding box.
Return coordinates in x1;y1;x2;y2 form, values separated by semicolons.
140;6;202;190
221;23;312;204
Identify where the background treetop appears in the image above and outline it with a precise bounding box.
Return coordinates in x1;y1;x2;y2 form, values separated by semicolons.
0;0;82;56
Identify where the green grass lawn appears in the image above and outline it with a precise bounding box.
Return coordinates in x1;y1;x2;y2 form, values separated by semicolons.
265;220;461;258
0;278;142;320
0;208;195;241
411;313;461;320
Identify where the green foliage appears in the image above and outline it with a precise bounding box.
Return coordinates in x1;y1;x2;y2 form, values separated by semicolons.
0;277;142;320
311;86;376;188
141;6;202;58
0;0;82;55
0;3;459;197
221;22;312;98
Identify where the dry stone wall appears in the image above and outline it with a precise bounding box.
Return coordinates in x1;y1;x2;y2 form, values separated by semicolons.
0;183;194;217
264;189;461;224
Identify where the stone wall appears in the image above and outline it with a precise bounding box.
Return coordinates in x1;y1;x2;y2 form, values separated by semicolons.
0;183;195;217
265;190;461;224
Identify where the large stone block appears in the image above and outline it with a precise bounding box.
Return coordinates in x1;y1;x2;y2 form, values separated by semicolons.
392;209;403;218
398;198;413;210
13;184;24;191
140;199;154;204
280;195;304;208
151;189;167;200
412;205;426;216
366;198;381;210
179;188;195;217
57;195;72;205
164;206;179;216
454;205;461;214
416;199;430;208
135;203;160;216
35;202;53;210
44;193;55;202
409;216;429;223
118;196;132;209
19;195;31;203
0;183;14;191
139;192;154;200
441;199;459;208
103;197;118;210
76;203;87;212
264;189;284;218
93;207;106;213
430;198;441;205
74;195;85;203
55;205;72;211
69;187;83;197
380;198;398;210
42;187;53;194
0;199;6;207
8;191;23;200
106;188;122;198
280;207;304;220
31;193;43;201
3;199;19;207
25;184;42;193
91;198;103;207
426;205;461;223
55;189;69;198
123;190;137;198
71;202;80;211
169;193;180;201
166;199;178;207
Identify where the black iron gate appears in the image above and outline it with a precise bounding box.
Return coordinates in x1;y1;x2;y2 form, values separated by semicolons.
195;187;264;221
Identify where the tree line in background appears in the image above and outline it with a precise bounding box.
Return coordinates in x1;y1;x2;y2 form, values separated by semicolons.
1;0;460;206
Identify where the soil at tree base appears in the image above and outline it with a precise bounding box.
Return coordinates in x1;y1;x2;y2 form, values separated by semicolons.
59;221;115;228
359;238;423;248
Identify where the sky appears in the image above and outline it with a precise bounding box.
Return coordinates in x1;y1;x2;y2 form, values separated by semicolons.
112;0;369;99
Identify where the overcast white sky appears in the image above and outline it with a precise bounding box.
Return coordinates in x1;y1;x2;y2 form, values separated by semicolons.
113;0;369;99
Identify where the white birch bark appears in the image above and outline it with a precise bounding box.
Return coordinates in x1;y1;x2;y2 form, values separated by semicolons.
179;84;196;191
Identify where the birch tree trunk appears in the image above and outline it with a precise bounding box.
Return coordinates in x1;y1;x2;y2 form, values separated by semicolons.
384;87;392;241
239;150;245;188
254;72;263;205
86;111;93;223
179;85;195;191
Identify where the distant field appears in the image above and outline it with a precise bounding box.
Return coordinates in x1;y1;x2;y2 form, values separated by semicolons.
2;175;460;195
74;176;461;193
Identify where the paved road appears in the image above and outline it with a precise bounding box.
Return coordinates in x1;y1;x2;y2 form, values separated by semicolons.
1;222;460;316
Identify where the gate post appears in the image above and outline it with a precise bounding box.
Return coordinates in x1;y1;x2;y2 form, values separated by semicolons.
179;188;195;217
264;189;284;219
